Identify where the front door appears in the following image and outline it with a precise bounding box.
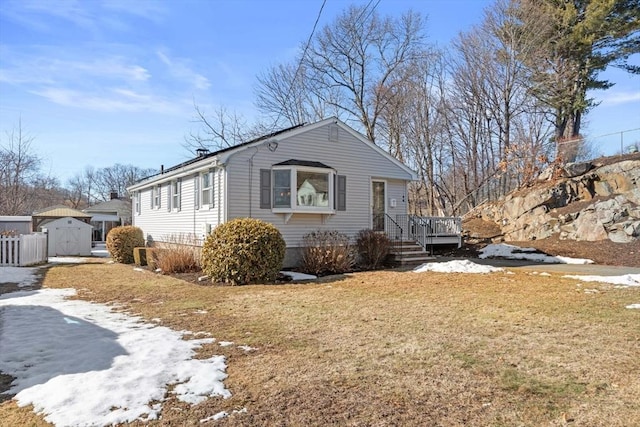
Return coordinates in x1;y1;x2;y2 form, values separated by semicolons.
372;181;386;231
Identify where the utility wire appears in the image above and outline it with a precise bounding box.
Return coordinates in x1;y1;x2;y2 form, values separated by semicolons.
269;0;326;132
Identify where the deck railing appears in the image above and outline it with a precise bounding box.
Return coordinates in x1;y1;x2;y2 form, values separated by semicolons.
378;214;462;253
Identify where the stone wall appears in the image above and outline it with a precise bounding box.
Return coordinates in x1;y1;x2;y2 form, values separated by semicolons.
471;159;640;243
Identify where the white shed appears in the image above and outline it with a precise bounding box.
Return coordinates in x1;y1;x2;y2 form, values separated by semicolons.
42;217;93;256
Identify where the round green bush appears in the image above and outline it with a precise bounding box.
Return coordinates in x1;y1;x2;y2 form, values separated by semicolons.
106;225;145;264
201;218;286;285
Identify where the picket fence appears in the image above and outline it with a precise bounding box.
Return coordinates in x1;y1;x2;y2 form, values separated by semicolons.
0;233;48;267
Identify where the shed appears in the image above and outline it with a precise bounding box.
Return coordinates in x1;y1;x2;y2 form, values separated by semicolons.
42;217;93;256
32;205;91;231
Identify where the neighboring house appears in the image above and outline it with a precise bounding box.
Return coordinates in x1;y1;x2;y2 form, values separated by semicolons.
0;216;32;235
128;117;419;266
84;195;132;242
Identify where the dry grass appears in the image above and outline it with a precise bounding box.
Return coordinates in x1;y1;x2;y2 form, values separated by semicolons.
1;262;639;426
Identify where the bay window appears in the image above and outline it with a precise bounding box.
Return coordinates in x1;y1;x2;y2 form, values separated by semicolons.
262;160;345;213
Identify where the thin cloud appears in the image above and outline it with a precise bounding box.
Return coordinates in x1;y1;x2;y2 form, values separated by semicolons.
598;91;640;106
0;0;167;33
32;87;180;115
156;51;211;91
0;53;150;85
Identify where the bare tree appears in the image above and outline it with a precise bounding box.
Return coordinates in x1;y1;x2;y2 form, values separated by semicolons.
93;164;156;201
184;103;272;156
0;120;42;215
66;166;97;208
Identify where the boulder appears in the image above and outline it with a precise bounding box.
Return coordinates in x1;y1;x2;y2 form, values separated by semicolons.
562;161;592;178
573;211;609;241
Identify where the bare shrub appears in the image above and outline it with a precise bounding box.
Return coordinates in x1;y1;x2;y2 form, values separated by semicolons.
356;229;391;270
153;233;201;274
301;230;355;276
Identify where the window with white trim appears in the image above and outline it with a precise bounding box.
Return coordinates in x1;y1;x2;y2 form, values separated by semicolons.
134;191;141;215
263;164;344;213
169;179;181;211
201;169;214;208
153;184;161;209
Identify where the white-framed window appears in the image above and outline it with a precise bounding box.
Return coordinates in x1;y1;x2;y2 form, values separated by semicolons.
271;166;334;212
201;169;214;208
168;179;181;211
153;184;161;209
273;169;291;208
134;191;141;215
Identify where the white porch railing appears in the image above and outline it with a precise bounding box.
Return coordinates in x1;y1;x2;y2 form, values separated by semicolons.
0;233;48;266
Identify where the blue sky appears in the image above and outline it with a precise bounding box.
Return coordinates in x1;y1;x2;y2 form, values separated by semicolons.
1;0;638;184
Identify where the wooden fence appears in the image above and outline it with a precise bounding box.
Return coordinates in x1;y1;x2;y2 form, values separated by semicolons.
0;233;48;267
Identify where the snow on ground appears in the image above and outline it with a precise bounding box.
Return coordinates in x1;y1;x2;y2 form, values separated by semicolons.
281;271;317;281
563;274;640;287
413;259;504;274
0;266;40;286
626;303;640;309
479;243;594;264
0;283;230;426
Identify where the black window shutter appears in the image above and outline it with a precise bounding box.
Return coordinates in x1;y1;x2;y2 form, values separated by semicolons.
260;169;271;209
337;175;346;211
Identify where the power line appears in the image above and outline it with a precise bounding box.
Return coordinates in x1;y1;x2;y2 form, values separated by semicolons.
269;0;326;131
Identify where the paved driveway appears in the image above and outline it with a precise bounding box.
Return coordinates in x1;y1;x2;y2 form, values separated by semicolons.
468;258;640;276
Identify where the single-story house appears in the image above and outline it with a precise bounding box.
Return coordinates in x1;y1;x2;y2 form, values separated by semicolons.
84;195;132;242
127;117;422;266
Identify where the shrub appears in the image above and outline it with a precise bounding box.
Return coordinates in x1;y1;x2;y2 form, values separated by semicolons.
201;218;285;285
153;234;201;274
356;229;391;270
106;226;145;264
301;230;355;276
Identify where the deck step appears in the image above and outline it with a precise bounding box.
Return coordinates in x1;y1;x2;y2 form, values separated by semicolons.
390;240;434;266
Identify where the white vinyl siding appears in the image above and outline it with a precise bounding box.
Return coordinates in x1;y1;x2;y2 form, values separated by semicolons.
132;171;224;244
130;120;411;251
226;122;411;248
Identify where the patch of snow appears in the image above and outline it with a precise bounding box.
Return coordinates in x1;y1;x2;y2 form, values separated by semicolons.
194;310;208;314
280;271;317;281
238;345;257;352
48;257;87;264
479;243;594;264
218;341;234;347
201;408;247;423
564;274;640;287
91;249;110;258
0;288;230;426
413;259;504;274
133;267;146;272
626;303;640;309
0;266;39;286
